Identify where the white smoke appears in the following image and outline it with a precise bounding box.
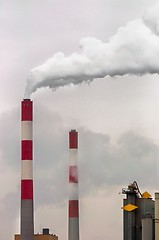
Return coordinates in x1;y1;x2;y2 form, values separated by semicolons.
25;3;159;98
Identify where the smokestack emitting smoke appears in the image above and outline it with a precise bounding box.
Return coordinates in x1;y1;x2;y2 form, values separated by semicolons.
21;99;34;240
25;3;159;97
68;130;79;240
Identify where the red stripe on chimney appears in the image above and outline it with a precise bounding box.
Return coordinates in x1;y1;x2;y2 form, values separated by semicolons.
69;166;78;183
21;100;33;121
69;131;78;149
69;200;79;217
21;180;33;199
21;140;32;160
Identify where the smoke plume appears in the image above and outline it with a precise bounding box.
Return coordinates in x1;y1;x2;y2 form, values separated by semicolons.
25;3;159;97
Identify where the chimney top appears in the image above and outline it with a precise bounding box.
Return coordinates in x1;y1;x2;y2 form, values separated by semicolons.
43;228;49;235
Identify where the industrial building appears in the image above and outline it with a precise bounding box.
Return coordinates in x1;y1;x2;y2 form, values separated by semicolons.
15;228;58;240
122;181;159;240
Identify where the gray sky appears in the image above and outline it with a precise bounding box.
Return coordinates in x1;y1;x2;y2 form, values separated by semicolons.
1;0;159;240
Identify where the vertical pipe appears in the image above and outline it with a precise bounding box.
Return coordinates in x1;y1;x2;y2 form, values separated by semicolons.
155;193;159;240
68;130;79;240
142;216;152;240
127;193;136;240
21;99;34;240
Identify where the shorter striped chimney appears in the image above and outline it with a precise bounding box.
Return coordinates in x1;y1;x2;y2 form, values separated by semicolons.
68;130;79;240
21;99;34;240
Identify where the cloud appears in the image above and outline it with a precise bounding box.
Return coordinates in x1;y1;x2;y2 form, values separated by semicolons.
143;2;159;35
79;129;159;192
0;191;19;240
0;108;19;169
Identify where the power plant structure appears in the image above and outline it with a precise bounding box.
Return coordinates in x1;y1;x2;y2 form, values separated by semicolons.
21;99;34;240
68;130;80;240
122;181;159;240
14;99;159;240
17;99;59;240
17;99;80;240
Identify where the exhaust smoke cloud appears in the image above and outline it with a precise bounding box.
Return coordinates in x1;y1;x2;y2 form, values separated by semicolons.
25;3;159;98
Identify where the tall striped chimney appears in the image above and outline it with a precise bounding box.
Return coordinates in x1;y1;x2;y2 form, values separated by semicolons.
21;99;34;240
68;130;80;240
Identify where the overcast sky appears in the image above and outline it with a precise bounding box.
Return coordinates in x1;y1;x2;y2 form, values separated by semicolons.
1;0;159;240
